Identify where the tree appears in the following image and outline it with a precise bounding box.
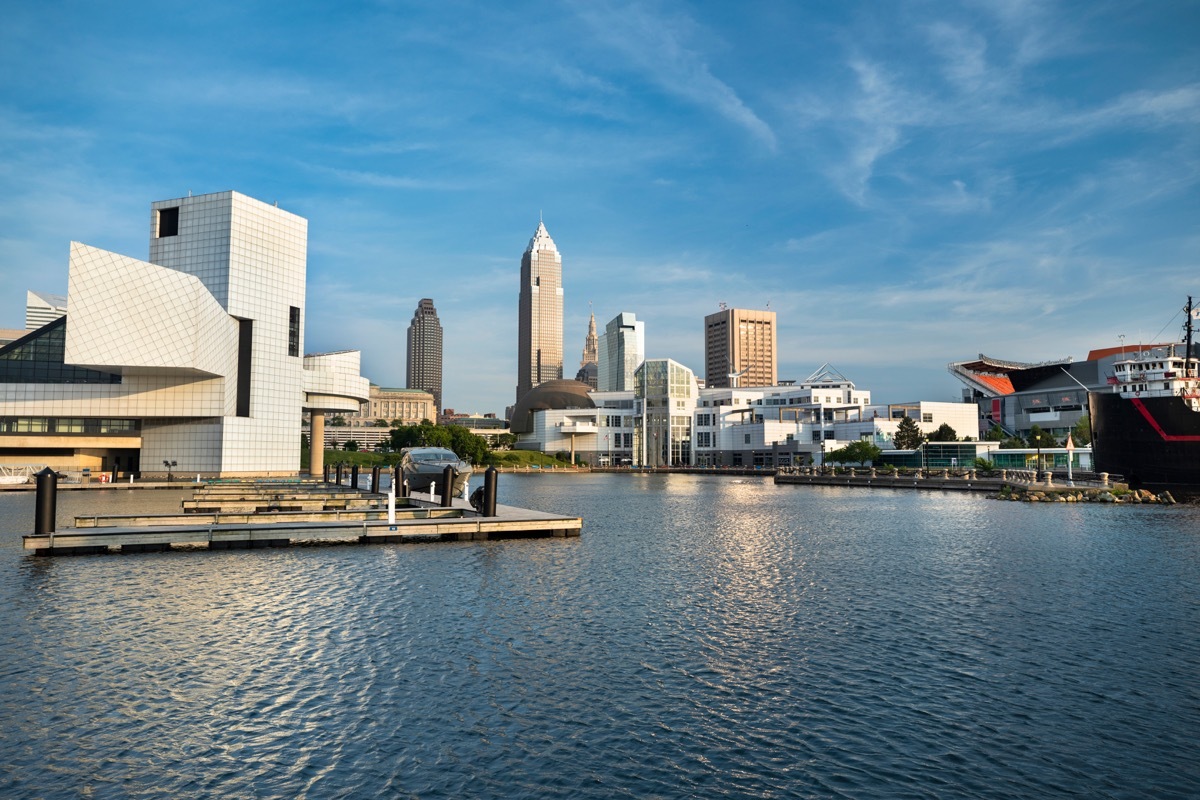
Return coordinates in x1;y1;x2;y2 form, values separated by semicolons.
328;416;347;428
827;439;883;465
984;426;1007;441
1071;414;1092;446
388;421;489;465
927;423;958;442
893;415;924;450
1026;424;1058;449
344;440;359;452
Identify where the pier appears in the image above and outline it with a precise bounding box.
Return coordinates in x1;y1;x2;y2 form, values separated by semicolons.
22;476;581;556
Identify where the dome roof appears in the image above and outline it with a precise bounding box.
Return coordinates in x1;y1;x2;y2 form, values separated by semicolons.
509;379;595;434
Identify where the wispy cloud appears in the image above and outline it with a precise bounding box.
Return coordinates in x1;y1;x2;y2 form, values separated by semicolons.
572;1;777;150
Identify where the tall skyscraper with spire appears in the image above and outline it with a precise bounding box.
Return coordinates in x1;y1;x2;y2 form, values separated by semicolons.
575;308;598;389
407;298;443;411
516;220;563;402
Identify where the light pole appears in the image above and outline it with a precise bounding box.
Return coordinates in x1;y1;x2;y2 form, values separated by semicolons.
605;434;610;468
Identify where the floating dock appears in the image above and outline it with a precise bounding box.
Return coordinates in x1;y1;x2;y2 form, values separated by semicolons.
23;479;581;556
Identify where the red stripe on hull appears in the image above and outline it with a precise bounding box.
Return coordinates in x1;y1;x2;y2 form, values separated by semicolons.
1130;398;1200;442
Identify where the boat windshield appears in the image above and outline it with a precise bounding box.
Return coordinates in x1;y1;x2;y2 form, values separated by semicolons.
411;449;458;462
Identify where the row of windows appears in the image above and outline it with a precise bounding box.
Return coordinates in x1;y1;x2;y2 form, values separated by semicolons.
0;319;122;384
0;417;140;434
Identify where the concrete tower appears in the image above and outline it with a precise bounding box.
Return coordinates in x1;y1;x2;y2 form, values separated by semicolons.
704;307;777;388
516;220;563;402
580;309;598;368
407;298;443;411
575;309;599;389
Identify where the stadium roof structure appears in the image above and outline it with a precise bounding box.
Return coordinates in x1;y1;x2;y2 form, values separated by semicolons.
948;354;1073;397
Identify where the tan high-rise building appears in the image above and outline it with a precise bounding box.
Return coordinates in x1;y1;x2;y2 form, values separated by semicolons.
516;221;563;402
407;298;443;411
704;307;777;388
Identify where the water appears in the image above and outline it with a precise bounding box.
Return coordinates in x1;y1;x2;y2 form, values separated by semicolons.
1;475;1198;799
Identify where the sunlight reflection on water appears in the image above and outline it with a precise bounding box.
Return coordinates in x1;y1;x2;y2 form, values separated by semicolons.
1;475;1198;799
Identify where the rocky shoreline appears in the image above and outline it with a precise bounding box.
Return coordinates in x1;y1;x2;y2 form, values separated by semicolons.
995;486;1178;504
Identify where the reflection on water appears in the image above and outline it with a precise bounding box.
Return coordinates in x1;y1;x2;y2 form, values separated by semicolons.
1;475;1198;799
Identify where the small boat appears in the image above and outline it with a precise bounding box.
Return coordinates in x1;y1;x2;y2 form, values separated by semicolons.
399;447;473;498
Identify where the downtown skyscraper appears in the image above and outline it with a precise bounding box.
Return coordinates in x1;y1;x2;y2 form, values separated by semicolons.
597;311;645;392
516;220;563;403
407;298;443;411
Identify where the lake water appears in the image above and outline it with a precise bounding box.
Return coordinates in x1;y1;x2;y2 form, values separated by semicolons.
1;474;1198;799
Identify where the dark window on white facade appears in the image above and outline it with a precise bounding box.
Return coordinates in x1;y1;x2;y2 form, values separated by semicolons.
158;207;179;237
288;306;300;357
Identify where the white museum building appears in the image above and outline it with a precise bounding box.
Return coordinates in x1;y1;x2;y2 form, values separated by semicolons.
0;191;368;478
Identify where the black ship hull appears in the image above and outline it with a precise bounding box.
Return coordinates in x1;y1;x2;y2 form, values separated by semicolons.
1089;392;1200;490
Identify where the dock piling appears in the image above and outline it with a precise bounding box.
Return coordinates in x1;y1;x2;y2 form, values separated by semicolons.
483;466;498;517
35;467;58;535
440;467;456;508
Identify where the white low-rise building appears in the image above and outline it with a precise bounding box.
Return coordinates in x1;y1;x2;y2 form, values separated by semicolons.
514;363;979;468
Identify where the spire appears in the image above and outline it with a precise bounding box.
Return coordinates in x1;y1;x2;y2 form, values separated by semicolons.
526;218;557;254
581;307;598;368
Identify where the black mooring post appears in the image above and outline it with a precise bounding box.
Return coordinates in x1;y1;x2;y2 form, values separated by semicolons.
483;466;498;517
371;465;380;494
336;463;344;486
351;464;360;490
34;467;58;535
440;466;456;507
323;463;330;483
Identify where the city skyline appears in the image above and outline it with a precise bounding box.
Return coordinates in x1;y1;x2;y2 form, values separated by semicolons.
1;2;1196;418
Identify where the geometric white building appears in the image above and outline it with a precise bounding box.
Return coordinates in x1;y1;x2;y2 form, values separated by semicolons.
0;191;368;477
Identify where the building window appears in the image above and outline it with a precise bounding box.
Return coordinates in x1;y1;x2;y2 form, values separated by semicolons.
922;413;933;422
288;306;301;357
237;319;253;417
158;207;179;237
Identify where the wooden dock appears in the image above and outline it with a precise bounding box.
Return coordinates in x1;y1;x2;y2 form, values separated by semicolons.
23;480;581;556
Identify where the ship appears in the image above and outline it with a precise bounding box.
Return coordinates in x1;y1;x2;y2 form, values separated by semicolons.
399;447;473;498
1088;296;1200;491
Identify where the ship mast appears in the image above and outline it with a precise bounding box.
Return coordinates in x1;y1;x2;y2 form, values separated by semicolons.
1187;295;1196;381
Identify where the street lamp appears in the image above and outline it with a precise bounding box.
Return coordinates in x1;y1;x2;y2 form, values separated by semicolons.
163;460;176;482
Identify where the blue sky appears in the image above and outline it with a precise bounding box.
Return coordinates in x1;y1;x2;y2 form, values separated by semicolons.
2;1;1197;417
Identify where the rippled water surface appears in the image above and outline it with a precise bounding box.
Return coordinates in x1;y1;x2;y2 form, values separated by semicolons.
1;476;1198;799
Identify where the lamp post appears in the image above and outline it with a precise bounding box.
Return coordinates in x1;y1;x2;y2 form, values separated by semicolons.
163;460;176;482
